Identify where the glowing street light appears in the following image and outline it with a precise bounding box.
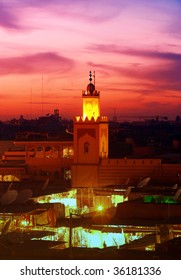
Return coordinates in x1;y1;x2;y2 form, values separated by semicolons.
97;205;104;212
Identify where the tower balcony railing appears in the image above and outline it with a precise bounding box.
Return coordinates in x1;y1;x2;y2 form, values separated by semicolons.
74;116;108;123
82;90;100;97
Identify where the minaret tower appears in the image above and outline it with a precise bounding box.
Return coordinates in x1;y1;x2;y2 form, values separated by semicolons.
82;71;100;121
72;72;109;188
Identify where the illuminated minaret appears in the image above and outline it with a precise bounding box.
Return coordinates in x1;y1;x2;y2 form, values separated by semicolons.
82;71;100;121
72;72;109;188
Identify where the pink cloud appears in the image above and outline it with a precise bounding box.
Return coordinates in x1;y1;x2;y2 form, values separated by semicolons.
0;52;74;75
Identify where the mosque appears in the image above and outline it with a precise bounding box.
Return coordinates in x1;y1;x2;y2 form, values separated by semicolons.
0;72;181;187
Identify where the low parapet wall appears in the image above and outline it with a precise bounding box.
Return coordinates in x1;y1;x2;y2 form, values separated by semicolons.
115;201;181;220
99;158;161;186
98;159;181;186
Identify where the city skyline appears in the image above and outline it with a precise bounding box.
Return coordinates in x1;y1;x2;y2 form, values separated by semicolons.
0;0;181;121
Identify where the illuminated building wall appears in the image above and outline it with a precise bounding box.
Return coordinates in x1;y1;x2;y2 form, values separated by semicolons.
0;165;26;181
5;141;74;181
73;117;108;164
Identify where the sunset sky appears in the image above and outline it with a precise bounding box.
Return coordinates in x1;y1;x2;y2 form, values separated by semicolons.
0;0;181;121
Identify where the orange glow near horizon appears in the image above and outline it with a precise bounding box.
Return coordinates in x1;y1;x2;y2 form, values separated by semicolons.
0;1;181;121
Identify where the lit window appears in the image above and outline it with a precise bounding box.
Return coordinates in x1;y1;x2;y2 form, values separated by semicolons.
64;169;71;180
62;146;74;158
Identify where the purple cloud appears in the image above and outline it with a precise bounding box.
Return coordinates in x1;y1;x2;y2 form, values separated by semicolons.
88;45;181;92
0;2;21;30
0;0;124;30
88;44;181;61
1;0;181;33
0;52;74;75
88;59;181;88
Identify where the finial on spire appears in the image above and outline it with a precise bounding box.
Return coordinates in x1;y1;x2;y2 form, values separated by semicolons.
89;71;92;83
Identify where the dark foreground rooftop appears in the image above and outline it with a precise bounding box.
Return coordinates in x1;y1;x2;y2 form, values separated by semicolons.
0;242;180;260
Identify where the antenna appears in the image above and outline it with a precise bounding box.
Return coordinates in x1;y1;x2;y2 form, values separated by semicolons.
93;71;95;87
42;75;44;116
113;108;117;122
30;88;33;119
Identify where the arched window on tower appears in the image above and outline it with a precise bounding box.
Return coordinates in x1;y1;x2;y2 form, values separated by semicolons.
84;142;89;153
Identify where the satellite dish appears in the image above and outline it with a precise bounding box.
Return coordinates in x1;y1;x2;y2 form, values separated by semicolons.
16;189;33;204
172;184;178;190
174;188;181;201
124;186;132;199
124;178;130;186
136;177;150;188
7;181;14;191
0;190;18;205
41;178;49;191
1;219;11;235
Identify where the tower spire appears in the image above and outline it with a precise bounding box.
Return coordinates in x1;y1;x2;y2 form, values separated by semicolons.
89;71;92;83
